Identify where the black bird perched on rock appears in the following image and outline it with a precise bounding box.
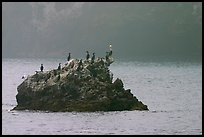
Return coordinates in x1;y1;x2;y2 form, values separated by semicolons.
91;53;95;63
105;52;109;61
22;75;26;79
109;44;112;56
67;53;71;61
40;64;44;72
58;63;61;70
77;59;83;71
109;50;112;56
86;51;90;60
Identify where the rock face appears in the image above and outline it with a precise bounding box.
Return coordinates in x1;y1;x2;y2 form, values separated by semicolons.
13;58;148;112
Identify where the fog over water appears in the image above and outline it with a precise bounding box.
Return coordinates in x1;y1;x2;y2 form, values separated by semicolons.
2;2;202;61
2;3;202;134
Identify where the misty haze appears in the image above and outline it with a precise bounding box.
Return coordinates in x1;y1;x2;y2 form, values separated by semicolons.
2;2;202;61
2;2;202;135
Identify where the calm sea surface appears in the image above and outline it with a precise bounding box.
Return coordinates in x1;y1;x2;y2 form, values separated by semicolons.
2;58;202;135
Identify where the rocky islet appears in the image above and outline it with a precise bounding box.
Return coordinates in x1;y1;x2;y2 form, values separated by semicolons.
13;55;148;112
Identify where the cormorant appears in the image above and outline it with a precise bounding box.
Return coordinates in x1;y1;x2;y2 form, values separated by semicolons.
91;53;95;63
109;44;112;56
40;64;44;72
67;53;71;61
105;52;109;61
77;59;83;71
58;63;61;70
22;75;26;79
109;50;112;56
86;51;90;60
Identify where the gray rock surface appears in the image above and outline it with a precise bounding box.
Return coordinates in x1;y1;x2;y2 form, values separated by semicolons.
13;57;148;112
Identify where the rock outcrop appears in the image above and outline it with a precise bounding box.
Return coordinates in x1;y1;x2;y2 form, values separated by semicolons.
13;57;148;112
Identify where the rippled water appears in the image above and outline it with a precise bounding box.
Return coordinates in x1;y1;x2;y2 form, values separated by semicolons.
2;58;202;135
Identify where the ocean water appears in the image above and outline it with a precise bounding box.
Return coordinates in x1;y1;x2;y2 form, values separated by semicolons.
2;58;202;135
